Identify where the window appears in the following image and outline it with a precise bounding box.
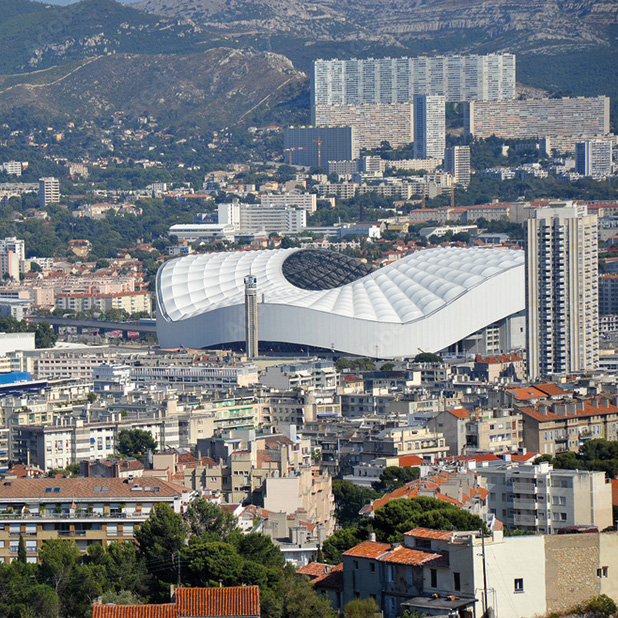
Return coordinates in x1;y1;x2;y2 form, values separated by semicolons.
430;569;437;588
597;567;609;578
370;562;375;573
454;572;461;591
514;578;524;593
354;560;359;570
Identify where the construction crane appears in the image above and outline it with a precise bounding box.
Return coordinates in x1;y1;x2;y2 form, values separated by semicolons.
312;137;323;168
283;146;306;165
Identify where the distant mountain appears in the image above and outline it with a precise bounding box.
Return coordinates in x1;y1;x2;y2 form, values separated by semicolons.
0;48;305;129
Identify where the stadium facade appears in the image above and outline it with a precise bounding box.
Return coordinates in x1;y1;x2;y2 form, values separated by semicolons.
156;247;525;358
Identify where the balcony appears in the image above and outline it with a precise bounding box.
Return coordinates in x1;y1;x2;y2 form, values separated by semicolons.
514;499;538;510
512;482;537;494
512;513;537;527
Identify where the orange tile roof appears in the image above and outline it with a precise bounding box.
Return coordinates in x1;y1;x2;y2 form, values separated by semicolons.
312;563;344;590
532;383;568;397
475;353;523;364
397;455;425;467
447;408;470;419
92;604;177;618
379;546;444;566
343;541;391;559
175;586;260;617
506;386;547;400
405;528;454;541
520;398;618;422
296;562;330;578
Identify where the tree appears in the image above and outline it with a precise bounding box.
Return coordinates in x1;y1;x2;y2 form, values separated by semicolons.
16;534;26;565
184;498;239;541
380;362;395;371
117;428;157;460
413;352;442;363
278;571;336;618
344;597;380;617
332;480;381;528
135;503;188;583
372;466;421;493
38;538;81;593
322;527;368;564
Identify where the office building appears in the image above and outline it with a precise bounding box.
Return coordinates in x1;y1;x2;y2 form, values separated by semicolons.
413;95;445;160
526;204;598;379
218;201;306;235
575;138;613;178
38;177;59;208
313;103;414;149
244;275;258;359
465;96;610;152
444;145;471;187
283;126;359;167
312;54;516;105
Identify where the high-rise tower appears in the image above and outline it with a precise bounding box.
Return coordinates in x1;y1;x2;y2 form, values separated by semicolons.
413;95;445;160
244;275;258;359
39;177;59;208
526;204;598;379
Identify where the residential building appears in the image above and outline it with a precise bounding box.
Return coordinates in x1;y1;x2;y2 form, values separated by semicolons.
260;192;317;214
599;274;618;314
576;138;613;178
312;54;516;106
259;360;338;391
0;162;23;176
444;145;471;187
478;461;612;533
218;201;306;235
465;96;610;151
283;126;359;167
313;103;414;149
54;290;151;315
413;95;445;160
38;177;59;208
0;477;194;562
518;396;618;455
130;363;259;390
526;204;599;378
167;224;235;243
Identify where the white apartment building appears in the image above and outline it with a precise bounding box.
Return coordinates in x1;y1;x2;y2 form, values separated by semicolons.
313;54;516;105
39;177;59;208
260;192;317;214
444;145;471;187
575;138;613;178
54;290;151;315
259;360;338;391
218;201;306;235
167;223;235;243
526;204;598;378
0;162;23;176
413;95;445;160
130;364;259;389
478;461;612;534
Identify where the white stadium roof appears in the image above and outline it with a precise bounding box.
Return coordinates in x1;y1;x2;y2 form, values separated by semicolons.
156;247;525;358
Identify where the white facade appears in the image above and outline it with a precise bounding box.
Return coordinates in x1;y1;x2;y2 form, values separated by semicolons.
260;193;317;214
156;247;525;358
444;146;471;187
168;223;235;243
313;54;516;105
575;138;613;178
39;177;59;208
218;201;306;235
413;95;445;160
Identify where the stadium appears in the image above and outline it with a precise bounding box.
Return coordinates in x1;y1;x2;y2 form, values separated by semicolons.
156;247;525;358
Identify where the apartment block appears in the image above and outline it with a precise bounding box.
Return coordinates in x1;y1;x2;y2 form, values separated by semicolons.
284;126;359;167
218;200;306;235
259;360;338;391
313;54;516;106
526;204;598;378
575;138;613;178
260;192;317;214
0;477;193;562
54;290;151;315
313;103;413;149
444;145;471;187
413;95;445;160
478;461;612;534
465;96;610;151
38;177;59;208
599;274;618;314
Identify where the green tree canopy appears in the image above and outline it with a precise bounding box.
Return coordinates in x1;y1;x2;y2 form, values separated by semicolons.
372;466;421;494
117;428;157;460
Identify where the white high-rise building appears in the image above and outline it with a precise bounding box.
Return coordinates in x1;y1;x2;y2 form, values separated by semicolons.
575;138;613;178
39;177;59;208
413;95;445;160
444;145;471;187
312;54;516;106
526;203;598;379
218;201;306;235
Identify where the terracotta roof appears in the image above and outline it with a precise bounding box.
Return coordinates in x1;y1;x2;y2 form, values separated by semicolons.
532;383;568;397
520;398;618;422
92;604;177;618
506;386;547;400
175;586;260;617
0;477;188;500
405;528;454;541
447;408;470;419
312;563;344;590
397;455;425;467
296;562;331;578
475;354;523;364
343;541;391;559
379;546;444;566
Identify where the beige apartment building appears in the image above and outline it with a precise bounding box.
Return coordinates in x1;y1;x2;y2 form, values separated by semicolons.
0;477;194;562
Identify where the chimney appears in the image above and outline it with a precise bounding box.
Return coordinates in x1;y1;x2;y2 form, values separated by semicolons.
369;532;377;542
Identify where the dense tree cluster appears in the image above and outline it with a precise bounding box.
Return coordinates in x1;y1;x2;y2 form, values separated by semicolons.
0;315;56;348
